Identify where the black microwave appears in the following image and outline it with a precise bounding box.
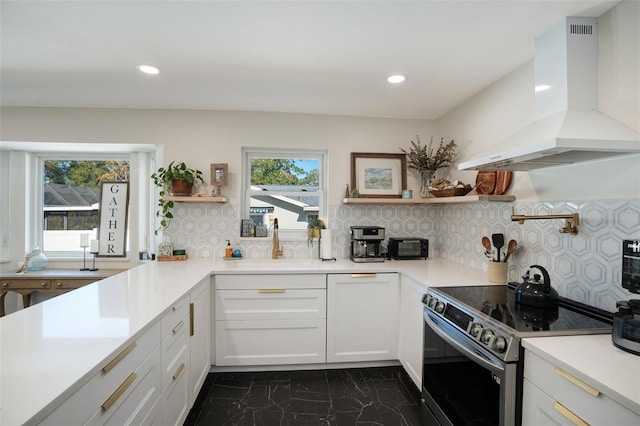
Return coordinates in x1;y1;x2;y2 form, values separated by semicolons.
387;238;428;260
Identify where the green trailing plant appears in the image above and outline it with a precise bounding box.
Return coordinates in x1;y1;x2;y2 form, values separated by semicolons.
307;218;326;247
151;161;203;234
400;136;457;173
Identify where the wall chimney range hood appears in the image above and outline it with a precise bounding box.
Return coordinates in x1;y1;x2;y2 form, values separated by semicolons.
459;17;640;171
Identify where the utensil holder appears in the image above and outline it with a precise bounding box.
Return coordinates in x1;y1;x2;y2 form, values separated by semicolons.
488;261;508;283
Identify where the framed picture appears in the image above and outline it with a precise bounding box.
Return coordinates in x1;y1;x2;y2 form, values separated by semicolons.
351;153;407;198
210;163;228;186
97;181;129;257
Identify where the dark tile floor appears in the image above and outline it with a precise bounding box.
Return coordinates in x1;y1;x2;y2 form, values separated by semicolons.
184;366;425;425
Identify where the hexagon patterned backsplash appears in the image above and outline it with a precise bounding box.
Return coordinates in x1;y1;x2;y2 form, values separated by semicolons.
164;199;639;312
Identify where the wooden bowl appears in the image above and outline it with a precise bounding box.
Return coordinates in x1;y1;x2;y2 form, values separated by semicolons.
429;185;473;197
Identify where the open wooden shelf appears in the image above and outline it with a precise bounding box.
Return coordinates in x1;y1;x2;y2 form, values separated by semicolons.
162;196;229;203
342;195;515;205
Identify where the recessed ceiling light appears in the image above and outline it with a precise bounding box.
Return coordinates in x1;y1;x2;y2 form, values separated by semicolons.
387;74;406;84
137;64;160;75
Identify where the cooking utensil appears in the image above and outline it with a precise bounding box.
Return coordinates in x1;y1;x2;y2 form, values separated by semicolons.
475;171;497;195
515;265;559;308
482;236;492;252
492;233;505;262
492;171;513;195
503;239;517;262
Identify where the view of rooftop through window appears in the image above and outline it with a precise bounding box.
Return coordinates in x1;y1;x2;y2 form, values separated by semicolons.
43;159;130;252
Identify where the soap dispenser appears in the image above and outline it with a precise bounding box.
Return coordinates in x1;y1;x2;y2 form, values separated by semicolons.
225;240;233;258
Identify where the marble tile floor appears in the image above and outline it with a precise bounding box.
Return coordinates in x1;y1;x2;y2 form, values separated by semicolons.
184;366;425;426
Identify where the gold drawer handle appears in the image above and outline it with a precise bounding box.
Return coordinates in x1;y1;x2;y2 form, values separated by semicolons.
555;368;600;397
102;372;137;411
351;273;377;278
173;363;185;381
258;289;286;293
172;320;185;334
2;282;8;288
553;402;590;426
189;302;195;337
41;282;47;287
56;282;63;288
102;341;137;373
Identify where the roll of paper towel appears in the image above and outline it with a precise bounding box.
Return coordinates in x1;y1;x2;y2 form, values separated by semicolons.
320;229;332;259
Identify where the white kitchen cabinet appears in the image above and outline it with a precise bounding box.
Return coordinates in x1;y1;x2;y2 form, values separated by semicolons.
160;296;190;426
522;350;640;426
188;278;211;406
326;273;399;363
214;274;326;366
40;322;162;426
398;274;428;389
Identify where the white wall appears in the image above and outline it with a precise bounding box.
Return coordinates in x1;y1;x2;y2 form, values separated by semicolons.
437;0;640;201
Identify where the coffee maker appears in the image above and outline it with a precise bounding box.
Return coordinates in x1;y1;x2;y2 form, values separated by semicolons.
350;226;385;263
613;240;640;355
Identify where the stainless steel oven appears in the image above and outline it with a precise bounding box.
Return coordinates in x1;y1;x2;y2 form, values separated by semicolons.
421;284;612;426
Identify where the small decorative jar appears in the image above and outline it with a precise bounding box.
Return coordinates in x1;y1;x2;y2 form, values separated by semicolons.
27;245;48;271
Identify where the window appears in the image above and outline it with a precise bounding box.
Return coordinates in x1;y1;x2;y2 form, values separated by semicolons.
39;157;130;253
242;148;327;235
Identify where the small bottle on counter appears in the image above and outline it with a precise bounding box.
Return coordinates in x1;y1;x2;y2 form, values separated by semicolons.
225;240;233;258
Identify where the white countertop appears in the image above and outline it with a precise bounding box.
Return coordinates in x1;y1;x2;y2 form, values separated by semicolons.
1;256;634;424
522;335;640;415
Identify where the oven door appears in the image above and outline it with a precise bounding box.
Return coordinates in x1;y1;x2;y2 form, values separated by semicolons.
422;309;518;426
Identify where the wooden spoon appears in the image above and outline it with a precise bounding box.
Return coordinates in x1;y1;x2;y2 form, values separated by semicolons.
482;236;492;253
503;239;517;262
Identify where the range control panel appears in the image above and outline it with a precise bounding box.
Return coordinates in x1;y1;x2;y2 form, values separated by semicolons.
622;240;640;294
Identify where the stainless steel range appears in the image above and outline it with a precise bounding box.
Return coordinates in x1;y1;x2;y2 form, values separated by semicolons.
421;282;612;426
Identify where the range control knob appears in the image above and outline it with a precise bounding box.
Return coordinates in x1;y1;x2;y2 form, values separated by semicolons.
434;301;445;314
469;322;483;337
428;297;438;310
480;329;494;345
493;336;507;353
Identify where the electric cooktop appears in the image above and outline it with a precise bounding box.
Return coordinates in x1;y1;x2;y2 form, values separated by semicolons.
434;283;613;335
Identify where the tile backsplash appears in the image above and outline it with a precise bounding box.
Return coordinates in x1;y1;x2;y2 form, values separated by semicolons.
164;199;640;312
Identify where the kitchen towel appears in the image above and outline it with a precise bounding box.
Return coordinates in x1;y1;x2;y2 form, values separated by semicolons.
320;229;332;259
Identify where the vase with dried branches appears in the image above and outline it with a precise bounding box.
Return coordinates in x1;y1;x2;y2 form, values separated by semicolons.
400;136;457;197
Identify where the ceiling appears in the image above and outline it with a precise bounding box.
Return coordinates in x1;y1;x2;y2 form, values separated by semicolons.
0;0;618;120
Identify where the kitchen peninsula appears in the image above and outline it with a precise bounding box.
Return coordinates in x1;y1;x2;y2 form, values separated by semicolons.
1;258;638;426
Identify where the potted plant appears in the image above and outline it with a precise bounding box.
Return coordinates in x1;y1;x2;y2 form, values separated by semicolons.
151;161;204;234
400;136;457;198
307;218;326;247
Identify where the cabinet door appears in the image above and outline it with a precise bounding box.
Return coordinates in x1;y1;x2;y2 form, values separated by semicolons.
398;275;427;390
189;278;211;405
522;379;576;426
326;273;399;363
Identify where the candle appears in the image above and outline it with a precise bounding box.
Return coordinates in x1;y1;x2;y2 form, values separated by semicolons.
90;240;99;253
80;233;89;247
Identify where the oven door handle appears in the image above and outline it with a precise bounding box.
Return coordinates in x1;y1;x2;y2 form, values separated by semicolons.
425;310;506;375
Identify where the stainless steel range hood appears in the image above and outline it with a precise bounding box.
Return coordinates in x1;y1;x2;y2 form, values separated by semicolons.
459;17;640;171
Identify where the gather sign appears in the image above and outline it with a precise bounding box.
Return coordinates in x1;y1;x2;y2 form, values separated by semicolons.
97;182;130;257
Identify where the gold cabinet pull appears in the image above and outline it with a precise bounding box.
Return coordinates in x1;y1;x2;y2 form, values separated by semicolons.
554;368;600;397
553;402;590;426
172;320;184;334
173;363;185;381
189;302;195;336
102;342;137;373
351;273;377;278
2;282;8;288
41;282;47;287
258;289;286;293
56;282;63;288
102;372;137;411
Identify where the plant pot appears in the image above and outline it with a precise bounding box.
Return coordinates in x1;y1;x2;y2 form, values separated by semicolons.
170;178;193;196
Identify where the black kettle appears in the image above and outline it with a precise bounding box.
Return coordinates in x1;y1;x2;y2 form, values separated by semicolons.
515;265;559;308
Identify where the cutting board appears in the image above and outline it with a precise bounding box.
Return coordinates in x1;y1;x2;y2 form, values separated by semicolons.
475;171;496;195
492;171;513;195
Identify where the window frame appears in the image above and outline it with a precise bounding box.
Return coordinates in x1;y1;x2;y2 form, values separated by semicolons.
242;148;327;240
36;153;131;259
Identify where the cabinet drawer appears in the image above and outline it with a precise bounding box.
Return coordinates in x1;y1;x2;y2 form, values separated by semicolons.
215;289;326;321
1;279;51;289
215;319;326;366
84;346;162;426
524;350;639;425
161;296;189;338
40;321;161;425
52;278;96;290
162;340;190;426
162;317;189;391
214;274;326;290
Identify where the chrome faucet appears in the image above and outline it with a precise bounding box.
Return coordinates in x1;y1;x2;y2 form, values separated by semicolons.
272;218;283;259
